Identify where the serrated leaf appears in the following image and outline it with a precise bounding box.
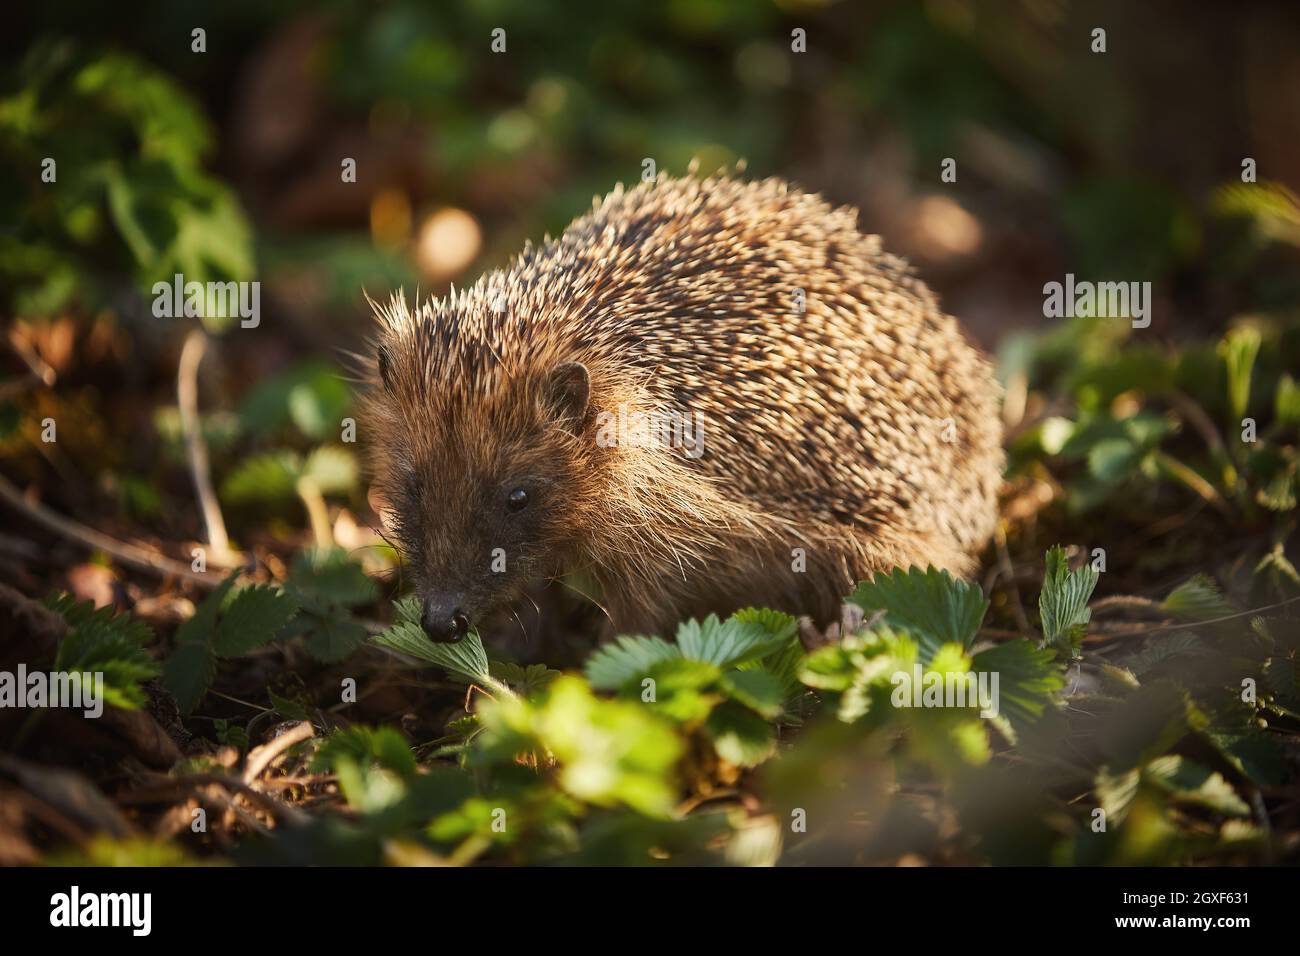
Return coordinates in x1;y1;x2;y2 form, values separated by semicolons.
305;617;369;663
1119;631;1214;676
392;594;421;626
163;640;216;716
476;677;682;816
706;701;776;767
970;639;1065;733
584;635;683;691
46;595;159;710
640;657;720;722
1095;766;1141;825
489;661;561;697
1038;546;1099;655
1220;327;1262;422
741;635;807;698
212;585;299;657
1145;755;1250;817
372;619;491;686
728;607;798;644
173;575;236;647
1199;709;1283;787
220;450;300;504
268;689;311;722
1161;574;1234;622
848;566;989;661
676;613;789;668
799;643;859;693
719;668;787;718
1257;469;1297;512
287;547;377;611
1213;180;1300;232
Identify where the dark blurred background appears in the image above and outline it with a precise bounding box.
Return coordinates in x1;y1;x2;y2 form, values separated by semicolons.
6;0;1300;344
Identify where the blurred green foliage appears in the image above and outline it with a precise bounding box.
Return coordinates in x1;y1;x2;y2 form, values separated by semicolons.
0;42;255;317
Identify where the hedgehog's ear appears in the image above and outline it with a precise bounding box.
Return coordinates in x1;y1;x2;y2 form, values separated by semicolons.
544;361;590;430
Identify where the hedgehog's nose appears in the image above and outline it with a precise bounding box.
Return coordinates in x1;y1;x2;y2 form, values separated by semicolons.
421;594;470;644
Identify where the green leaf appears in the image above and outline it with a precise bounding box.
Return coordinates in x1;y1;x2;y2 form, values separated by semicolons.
585;608;795;691
1099;681;1191;774
1276;374;1300;428
728;607;799;645
1120;632;1214;676
161;576;236;714
719;668;787;718
220;451;300;504
305;617;369;663
1145;756;1250;817
46;595;159;710
163;640;216;716
1220;326;1262;423
489;661;562;697
268;689;311;722
706;701;776;767
1257;468;1297;512
1199;709;1284;787
1038;546;1099;655
238;359;351;440
675;613;790;668
1161;574;1234;622
212;585;299;657
287;547;377;612
740;636;806;698
214;718;250;750
640;657;721;723
799;643;859;693
848;565;989;661
371;598;491;685
173;575;235;647
312;726;418;781
585;635;683;691
970;639;1065;735
731;607;805;695
477;677;682;817
1094;766;1141;826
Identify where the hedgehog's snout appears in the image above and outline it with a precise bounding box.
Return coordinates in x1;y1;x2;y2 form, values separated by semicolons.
421;591;471;643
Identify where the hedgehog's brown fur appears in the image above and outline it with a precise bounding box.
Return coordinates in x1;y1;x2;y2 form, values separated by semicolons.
363;173;1003;637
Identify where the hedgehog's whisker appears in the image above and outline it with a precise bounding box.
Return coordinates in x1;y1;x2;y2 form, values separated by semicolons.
555;574;613;627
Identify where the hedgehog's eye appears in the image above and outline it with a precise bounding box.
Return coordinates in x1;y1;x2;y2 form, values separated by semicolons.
507;487;529;512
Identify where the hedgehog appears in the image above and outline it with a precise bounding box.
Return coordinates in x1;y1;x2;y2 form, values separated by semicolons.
362;174;1003;644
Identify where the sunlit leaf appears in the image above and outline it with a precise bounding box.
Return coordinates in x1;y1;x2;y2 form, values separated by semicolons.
1038;546;1098;655
706;701;776;767
848;565;989;661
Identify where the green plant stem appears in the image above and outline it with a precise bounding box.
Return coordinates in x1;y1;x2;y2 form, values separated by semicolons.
296;476;334;549
1090;595;1165;616
1153;451;1234;517
478;672;519;701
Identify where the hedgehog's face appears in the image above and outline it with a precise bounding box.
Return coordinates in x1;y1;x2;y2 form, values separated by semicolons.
368;353;594;643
